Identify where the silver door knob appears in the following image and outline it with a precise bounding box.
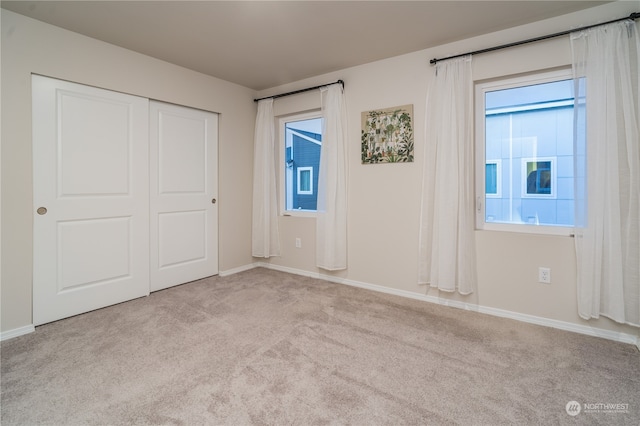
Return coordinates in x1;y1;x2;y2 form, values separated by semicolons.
211;198;217;204
37;207;47;215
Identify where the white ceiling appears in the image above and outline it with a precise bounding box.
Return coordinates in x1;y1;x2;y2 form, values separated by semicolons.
2;1;610;90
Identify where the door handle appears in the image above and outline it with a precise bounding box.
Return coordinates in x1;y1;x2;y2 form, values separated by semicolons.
211;198;217;204
37;207;48;215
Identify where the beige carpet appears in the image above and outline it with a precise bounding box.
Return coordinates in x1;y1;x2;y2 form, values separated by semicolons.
1;267;639;425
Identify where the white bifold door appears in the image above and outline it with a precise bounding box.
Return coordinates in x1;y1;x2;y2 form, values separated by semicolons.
33;76;218;325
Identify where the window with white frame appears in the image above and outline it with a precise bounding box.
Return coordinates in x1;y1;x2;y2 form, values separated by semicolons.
297;167;313;195
521;157;556;198
476;69;576;233
280;112;323;214
485;159;502;198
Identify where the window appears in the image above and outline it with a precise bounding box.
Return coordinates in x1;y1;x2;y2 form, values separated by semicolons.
522;158;555;198
485;160;502;198
476;70;575;233
297;167;313;195
280;112;322;213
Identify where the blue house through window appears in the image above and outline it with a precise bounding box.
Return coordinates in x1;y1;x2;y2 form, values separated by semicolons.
284;118;322;211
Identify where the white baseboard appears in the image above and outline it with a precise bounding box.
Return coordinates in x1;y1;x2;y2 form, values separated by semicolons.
254;261;321;279
253;262;639;349
0;325;35;342
219;263;258;277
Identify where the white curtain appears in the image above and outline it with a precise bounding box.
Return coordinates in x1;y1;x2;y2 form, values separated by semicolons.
572;20;640;327
317;84;348;270
418;56;476;295
252;98;281;258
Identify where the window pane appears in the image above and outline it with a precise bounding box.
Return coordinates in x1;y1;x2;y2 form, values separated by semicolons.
526;161;552;195
284;117;322;211
486;163;497;194
299;170;311;191
297;167;312;195
484;78;573;227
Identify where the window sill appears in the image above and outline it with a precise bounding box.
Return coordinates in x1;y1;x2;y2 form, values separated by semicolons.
282;211;317;218
479;222;574;237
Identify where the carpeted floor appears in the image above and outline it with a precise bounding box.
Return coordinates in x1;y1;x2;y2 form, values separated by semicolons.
1;267;639;425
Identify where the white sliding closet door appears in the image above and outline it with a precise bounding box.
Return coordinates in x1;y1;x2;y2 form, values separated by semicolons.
33;75;150;326
149;101;218;291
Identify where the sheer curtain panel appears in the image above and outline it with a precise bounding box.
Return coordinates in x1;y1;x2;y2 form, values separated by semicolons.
418;56;477;295
252;99;281;258
316;84;348;270
572;20;640;326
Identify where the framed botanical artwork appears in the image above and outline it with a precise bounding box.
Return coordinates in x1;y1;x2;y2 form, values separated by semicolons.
361;104;414;164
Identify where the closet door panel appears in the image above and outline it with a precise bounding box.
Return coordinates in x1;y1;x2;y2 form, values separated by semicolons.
33;75;150;325
150;101;218;291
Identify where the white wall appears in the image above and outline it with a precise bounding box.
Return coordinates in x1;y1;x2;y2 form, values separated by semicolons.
1;10;255;333
255;2;640;341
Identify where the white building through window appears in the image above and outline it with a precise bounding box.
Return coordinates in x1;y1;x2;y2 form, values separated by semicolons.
476;69;576;234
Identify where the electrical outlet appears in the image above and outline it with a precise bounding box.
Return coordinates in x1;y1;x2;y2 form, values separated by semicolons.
295;238;302;248
538;267;551;284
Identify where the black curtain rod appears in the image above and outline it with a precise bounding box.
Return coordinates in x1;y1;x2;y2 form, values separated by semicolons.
430;12;640;65
254;80;344;102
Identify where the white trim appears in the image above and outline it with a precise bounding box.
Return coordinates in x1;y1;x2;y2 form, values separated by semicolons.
219;263;257;277
477;68;573;94
254;261;318;278
279;111;323;217
481;223;573;237
487;99;573;115
253;262;639;349
1;325;35;341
